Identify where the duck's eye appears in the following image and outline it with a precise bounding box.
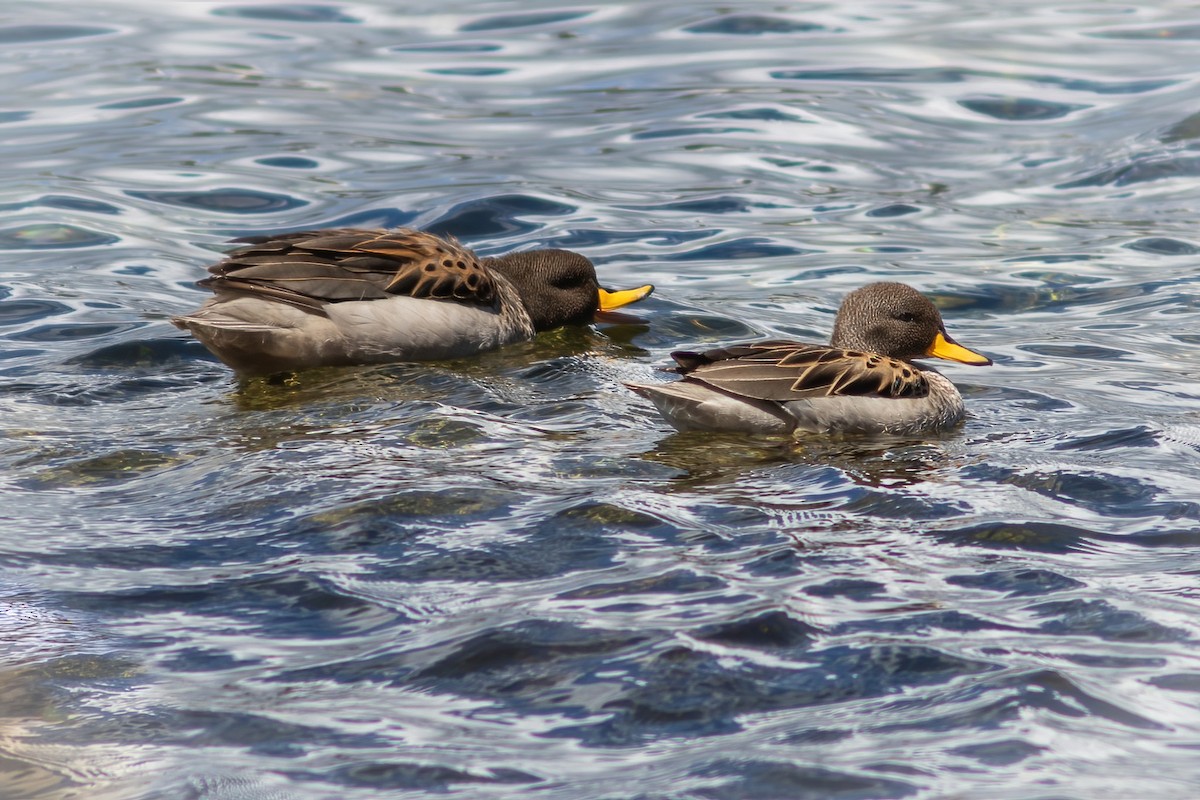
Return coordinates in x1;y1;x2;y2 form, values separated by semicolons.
555;273;589;290
892;311;918;323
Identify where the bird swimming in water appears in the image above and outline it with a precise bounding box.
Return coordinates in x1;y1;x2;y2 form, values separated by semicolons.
625;282;991;436
172;227;653;375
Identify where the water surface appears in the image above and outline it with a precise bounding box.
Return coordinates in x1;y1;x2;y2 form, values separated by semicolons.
3;2;1200;798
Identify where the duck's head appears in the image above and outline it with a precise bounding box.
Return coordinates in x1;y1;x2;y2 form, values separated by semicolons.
830;281;992;365
489;249;653;331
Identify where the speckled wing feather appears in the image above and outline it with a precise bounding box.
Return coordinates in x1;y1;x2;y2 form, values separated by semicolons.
199;228;497;312
671;340;929;400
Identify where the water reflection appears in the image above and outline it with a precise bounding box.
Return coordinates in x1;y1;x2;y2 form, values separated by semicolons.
637;430;962;493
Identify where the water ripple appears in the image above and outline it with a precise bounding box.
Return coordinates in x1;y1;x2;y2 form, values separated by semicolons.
3;1;1200;798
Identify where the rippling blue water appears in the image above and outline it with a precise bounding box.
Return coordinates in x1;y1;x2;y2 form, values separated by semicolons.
4;1;1200;798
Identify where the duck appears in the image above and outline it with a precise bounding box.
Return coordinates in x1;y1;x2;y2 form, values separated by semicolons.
172;227;654;375
625;282;992;436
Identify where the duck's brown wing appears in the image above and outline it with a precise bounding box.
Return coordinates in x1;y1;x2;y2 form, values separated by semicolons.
200;228;497;312
671;340;929;400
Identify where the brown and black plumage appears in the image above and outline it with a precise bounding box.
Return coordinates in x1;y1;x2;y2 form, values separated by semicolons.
202;229;500;310
625;282;991;436
172;228;653;375
666;341;932;400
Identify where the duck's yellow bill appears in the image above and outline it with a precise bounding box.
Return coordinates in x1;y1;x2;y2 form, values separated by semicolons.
926;331;992;365
598;284;654;311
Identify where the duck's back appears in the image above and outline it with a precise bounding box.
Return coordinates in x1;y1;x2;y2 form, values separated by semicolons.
202;228;502;308
171;229;534;374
